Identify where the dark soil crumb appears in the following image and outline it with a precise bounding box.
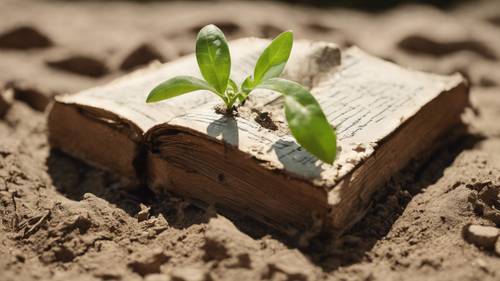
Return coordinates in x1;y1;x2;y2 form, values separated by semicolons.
0;25;52;49
214;104;238;116
120;43;165;71
253;110;278;131
46;55;109;78
398;35;498;60
6;82;51;111
260;24;285;38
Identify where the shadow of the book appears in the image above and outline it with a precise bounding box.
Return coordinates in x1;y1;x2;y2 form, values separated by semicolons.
45;126;484;272
307;129;484;272
46;149;212;229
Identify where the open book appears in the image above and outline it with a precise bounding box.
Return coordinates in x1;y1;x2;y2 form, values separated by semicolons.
48;38;469;236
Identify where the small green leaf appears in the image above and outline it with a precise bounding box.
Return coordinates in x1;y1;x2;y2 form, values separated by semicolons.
196;24;231;94
237;92;248;103
228;78;238;93
241;75;254;95
253;31;293;85
257;78;336;164
146;76;219;103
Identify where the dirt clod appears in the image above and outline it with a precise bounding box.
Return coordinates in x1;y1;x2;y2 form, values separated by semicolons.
46;55;109;78
171;266;209;281
468;182;500;226
253;110;278;131
0;25;52;49
7;82;51;111
120;43;165;71
137;204;151;222
145;274;172;281
464;224;500;250
264;250;314;281
214;104;237;116
128;249;170;276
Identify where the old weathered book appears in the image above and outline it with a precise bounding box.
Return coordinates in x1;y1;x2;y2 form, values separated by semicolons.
48;38;469;237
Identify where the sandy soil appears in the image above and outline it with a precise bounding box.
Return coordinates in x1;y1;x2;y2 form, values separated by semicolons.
1;0;499;280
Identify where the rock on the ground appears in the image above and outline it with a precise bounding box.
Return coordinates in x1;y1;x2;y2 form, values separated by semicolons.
203;215;258;263
145;273;172;281
263;250;316;280
464;224;500;250
128;249;170;277
137;204;151;222
170;266;208;281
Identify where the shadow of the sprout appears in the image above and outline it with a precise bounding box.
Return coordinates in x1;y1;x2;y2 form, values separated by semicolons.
271;139;326;178
206;115;239;147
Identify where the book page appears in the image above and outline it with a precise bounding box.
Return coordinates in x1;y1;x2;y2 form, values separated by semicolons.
56;38;268;132
165;47;464;187
56;38;339;133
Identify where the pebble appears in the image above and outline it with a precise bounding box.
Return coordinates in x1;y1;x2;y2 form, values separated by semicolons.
127;249;170;276
170;266;207;281
464;224;500;250
137;204;151;222
145;273;171;281
265;250;314;278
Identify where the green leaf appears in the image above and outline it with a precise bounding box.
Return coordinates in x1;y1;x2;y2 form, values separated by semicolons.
257;78;336;164
237;92;248;103
241;75;254;95
196;24;231;94
146;76;219;103
253;31;293;85
228;78;238;93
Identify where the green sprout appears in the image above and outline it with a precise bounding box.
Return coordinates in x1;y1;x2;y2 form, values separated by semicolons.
146;24;336;164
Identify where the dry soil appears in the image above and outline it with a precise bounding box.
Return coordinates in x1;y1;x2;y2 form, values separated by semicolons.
1;1;499;280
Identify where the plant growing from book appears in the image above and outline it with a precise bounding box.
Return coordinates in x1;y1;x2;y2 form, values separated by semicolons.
146;24;336;164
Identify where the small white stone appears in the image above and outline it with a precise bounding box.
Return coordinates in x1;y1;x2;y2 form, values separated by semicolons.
170;266;207;281
465;224;500;250
145;273;171;281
